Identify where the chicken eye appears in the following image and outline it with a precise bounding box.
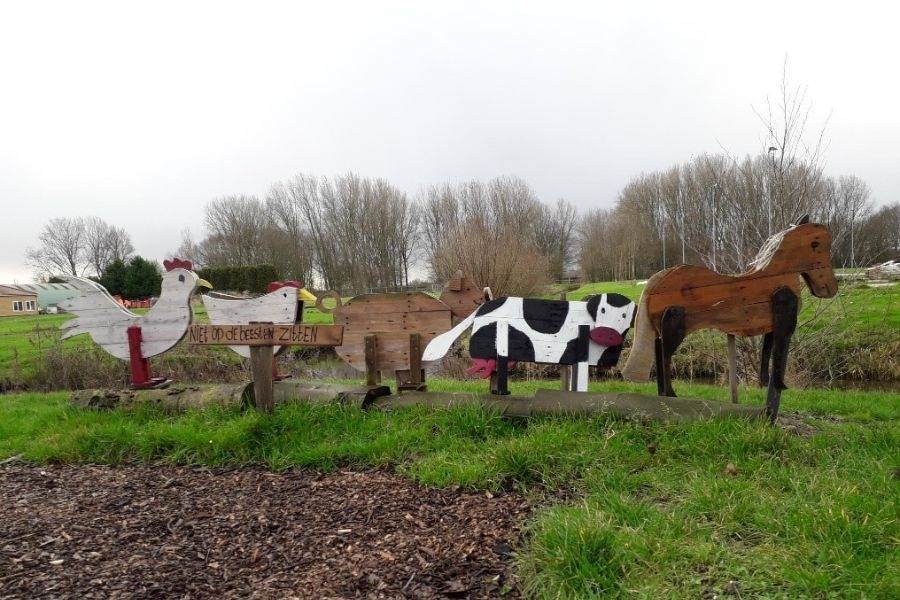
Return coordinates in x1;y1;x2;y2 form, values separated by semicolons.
178;274;185;283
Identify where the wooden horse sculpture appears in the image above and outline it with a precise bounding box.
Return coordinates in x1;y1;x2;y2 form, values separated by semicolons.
621;215;838;421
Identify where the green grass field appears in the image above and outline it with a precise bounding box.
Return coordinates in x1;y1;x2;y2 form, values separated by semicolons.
1;379;898;598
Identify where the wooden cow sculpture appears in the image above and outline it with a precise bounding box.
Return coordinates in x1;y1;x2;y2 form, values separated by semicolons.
621;215;838;421
422;293;637;394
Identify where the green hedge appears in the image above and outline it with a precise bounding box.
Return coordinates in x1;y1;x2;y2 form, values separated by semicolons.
197;264;281;293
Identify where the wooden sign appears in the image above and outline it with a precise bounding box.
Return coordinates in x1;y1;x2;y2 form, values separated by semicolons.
186;321;344;414
187;323;343;347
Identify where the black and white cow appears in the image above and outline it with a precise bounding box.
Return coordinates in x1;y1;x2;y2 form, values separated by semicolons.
421;293;636;393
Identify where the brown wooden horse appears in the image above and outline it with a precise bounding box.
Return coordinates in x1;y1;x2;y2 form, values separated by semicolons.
621;215;838;421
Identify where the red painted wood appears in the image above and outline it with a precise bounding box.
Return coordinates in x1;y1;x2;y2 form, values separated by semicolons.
127;326;152;387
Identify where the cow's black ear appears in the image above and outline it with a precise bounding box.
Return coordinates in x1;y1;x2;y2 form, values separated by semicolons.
597;344;622;369
605;293;632;308
585;295;601;320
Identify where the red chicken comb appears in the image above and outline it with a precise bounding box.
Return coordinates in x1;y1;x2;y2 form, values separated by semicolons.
163;258;193;272
266;280;304;293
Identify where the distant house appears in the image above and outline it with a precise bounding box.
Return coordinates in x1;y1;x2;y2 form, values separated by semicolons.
0;285;38;317
12;282;80;311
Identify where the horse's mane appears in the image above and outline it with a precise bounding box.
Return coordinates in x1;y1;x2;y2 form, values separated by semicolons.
746;228;790;272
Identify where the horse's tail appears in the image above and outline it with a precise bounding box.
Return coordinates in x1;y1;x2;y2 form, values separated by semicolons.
621;273;665;382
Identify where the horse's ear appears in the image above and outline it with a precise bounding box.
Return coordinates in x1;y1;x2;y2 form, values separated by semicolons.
794;214;810;226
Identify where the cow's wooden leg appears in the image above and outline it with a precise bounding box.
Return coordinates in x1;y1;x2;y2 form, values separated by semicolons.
574;361;589;392
495;356;510;395
659;306;687;397
493;321;511;396
759;332;773;387
765;288;799;423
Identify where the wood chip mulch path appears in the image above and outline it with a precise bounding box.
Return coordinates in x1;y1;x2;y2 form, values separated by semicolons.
0;464;529;599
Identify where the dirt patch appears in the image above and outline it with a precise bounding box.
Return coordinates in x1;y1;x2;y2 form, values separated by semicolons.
0;465;529;598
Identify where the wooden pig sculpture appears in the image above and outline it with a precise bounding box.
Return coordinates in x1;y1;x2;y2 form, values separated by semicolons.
422;293;636;394
321;272;489;391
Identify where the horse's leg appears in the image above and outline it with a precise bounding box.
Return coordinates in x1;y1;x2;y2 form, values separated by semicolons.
654;337;665;396
759;332;773;387
659;306;687;397
765;288;799;423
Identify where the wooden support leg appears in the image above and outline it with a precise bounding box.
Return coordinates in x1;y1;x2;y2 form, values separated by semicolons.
127;325;167;389
397;333;426;392
364;334;381;387
574;361;589;392
654;337;665;396
759;332;773;387
249;345;275;413
765;288;799;424
494;356;510;395
560;365;571;391
493;321;510;396
659;306;686;398
727;334;739;404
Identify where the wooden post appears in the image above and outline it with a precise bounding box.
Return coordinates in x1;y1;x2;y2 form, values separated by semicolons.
408;332;424;389
364;334;380;387
249;321;275;413
558;291;572;391
726;334;738;404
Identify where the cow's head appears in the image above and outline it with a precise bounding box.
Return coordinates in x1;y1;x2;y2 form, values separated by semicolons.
585;293;636;349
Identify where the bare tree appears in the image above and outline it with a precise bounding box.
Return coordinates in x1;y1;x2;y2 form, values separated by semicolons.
534;199;578;280
84;217;134;275
25;217;88;277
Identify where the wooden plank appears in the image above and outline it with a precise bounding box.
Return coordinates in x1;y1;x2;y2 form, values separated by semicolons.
186;323;343;347
408;333;423;386
370;390;764;423
727;334;739;404
249;344;275;413
364;334;380;386
439;271;486;320
335;292;452;373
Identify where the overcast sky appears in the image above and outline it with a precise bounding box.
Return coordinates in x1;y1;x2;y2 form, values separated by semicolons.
1;1;897;283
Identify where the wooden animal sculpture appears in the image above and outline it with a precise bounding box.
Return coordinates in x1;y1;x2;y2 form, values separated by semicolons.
422;293;637;394
321;272;489;390
621;215;838;421
60;258;213;388
202;281;317;358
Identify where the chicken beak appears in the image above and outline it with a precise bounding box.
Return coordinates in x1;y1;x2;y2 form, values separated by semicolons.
197;278;214;290
298;288;317;303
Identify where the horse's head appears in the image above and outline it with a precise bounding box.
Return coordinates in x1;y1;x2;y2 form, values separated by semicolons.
788;215;839;298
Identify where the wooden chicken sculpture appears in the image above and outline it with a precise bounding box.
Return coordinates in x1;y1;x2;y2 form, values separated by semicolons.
201;281;317;379
60;258;212;388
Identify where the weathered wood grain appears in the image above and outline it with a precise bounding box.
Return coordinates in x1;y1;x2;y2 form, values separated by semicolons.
439;271;487;320
334;293;452;373
186;323;343;347
59;270;205;359
201;288;298;358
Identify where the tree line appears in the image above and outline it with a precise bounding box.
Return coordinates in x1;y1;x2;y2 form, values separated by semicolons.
25;79;897;296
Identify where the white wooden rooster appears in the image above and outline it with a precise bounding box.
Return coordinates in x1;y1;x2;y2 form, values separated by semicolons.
201;281;317;358
59;258;212;359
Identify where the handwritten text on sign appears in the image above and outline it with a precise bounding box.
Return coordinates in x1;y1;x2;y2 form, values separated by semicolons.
187;324;344;347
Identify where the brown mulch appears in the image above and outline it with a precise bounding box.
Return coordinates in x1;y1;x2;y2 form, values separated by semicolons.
0;465;529;599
